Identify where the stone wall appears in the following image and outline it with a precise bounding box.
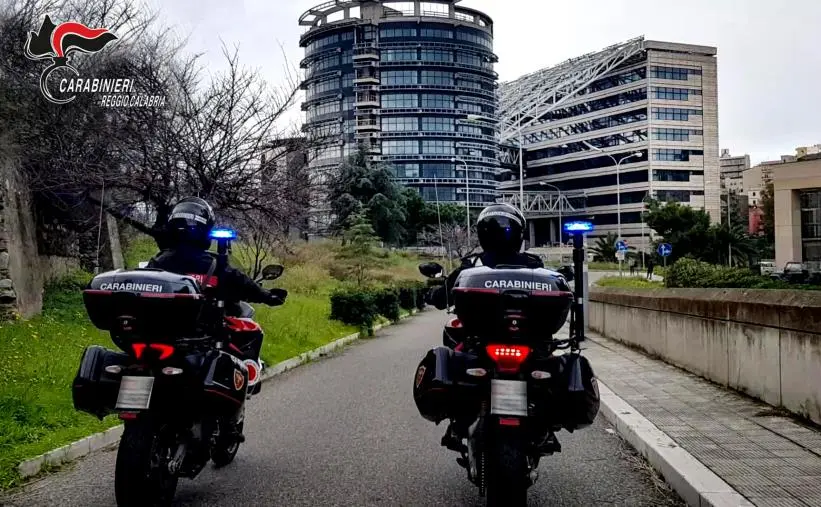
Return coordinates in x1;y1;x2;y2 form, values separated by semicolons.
589;287;821;425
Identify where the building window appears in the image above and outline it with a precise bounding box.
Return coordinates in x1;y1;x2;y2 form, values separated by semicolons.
342;96;355;111
421;140;454;155
382;116;417;131
422;163;454;178
421;117;454;132
381;93;418;108
652;148;704;161
308;100;340;120
650;66;702;80
341;52;353;65
383;140;419;155
422;186;456;201
456;29;492;49
392;163;420;178
656;190;692;202
420;49;452;62
456;52;482;66
314;55;340;71
457;101;483;113
309;78;338;97
421;27;452;39
421;70;454;86
651;107;702;121
341;31;354;41
459;124;484;136
652;86;702;101
381;49;417;62
382;70;418;85
379;27;417;38
652;128;703;141
421;93;454;108
653;169;694;182
342;73;354;88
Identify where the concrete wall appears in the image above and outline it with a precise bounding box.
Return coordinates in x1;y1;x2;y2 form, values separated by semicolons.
589;287;821;425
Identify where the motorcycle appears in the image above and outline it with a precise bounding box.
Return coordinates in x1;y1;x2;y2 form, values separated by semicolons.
71;227;283;506
413;236;599;506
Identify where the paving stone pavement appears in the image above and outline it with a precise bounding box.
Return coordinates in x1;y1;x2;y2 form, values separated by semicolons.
583;332;821;507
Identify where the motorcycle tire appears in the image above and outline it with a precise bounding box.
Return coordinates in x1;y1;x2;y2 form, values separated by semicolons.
485;435;528;507
211;420;243;468
114;421;179;507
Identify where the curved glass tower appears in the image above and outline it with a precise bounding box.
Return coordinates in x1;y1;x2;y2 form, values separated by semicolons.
299;0;500;233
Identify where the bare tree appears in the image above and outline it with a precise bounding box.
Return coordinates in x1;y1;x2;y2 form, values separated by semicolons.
419;223;479;260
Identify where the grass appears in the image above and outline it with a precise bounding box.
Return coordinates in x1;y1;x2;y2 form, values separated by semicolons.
0;236;420;490
595;275;664;289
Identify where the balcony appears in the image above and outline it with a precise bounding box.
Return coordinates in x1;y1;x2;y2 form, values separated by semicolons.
355;119;379;131
353;44;379;61
353;74;380;85
355;94;380;108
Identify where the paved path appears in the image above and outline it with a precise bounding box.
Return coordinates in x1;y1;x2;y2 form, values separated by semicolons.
3;310;682;506
585;333;821;507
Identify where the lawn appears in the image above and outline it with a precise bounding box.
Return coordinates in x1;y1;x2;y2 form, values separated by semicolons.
595;275;665;289
0;237;421;489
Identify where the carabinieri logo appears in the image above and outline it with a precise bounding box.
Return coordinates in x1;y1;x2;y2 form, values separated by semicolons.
24;15;165;107
24;15;118;104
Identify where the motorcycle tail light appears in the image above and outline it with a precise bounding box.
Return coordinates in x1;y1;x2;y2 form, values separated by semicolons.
150;344;175;360
486;344;531;373
446;318;463;329
132;343;147;359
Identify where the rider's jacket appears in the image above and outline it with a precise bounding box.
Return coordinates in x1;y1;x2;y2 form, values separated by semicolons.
148;245;272;305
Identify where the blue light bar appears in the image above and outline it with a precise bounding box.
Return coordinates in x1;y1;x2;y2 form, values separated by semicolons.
563;221;594;232
209;228;237;240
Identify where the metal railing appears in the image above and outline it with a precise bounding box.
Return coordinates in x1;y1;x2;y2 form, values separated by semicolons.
497;190;588;218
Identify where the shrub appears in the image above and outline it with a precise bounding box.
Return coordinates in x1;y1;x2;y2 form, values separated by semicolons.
395;280;426;311
665;258;796;289
374;287;400;323
329;287;378;333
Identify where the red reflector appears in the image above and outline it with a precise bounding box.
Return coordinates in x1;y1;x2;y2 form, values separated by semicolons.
453;287;499;294
119;412;138;420
498;417;521;426
132;343;146;359
245;360;259;384
149;343;175;360
486;344;531;373
531;290;574;297
446;318;462;328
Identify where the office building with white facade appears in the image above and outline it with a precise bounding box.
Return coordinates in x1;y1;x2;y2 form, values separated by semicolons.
496;37;720;250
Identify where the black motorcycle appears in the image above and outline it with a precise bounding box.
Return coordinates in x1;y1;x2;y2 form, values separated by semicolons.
72;228;283;506
413;238;599;506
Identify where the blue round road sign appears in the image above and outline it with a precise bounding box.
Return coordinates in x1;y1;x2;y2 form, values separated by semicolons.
615;240;628;252
658;243;672;257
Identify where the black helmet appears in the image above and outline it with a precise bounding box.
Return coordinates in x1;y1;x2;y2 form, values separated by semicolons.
476;203;526;255
166;196;215;249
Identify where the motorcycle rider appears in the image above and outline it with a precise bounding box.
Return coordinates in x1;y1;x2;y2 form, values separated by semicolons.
148;197;287;309
426;202;562;455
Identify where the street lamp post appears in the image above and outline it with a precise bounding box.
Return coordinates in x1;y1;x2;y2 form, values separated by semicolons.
452;157;471;250
581;141;643;276
538;181;563;245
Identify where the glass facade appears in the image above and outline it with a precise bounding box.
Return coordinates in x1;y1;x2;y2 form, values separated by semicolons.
801;190;821;269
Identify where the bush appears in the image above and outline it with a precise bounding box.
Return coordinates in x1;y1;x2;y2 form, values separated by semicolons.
329;287;378;332
374;287;400;323
396;280;426;311
665;258;795;289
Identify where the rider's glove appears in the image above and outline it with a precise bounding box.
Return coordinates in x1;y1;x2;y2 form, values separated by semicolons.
266;288;288;306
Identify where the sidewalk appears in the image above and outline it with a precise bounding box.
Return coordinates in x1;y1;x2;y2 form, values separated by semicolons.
584;332;821;507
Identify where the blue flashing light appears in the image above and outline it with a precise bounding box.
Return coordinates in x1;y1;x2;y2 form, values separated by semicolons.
209;228;237;240
563;221;594;233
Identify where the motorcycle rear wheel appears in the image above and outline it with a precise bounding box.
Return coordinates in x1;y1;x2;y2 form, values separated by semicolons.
485;435;528;507
114;421;179;507
211;420;243;468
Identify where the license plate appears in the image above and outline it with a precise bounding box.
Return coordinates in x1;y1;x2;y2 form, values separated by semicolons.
490;379;528;416
116;376;154;410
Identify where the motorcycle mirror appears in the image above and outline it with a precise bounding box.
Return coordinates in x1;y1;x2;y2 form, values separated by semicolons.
558;265;574;282
419;262;444;278
261;264;284;281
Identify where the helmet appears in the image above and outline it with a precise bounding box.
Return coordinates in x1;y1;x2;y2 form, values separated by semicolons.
476;203;526;255
166;196;215;249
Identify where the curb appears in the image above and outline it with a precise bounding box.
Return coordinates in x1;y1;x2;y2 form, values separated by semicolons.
597;381;753;507
16;310;420;480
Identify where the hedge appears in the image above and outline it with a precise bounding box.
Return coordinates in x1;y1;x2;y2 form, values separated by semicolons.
330;281;428;334
665;258;821;290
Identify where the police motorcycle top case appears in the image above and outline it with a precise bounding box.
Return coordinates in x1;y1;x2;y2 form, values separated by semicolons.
452;266;573;339
83;268;206;339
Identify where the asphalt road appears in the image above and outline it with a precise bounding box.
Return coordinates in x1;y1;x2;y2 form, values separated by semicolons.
3;303;682;507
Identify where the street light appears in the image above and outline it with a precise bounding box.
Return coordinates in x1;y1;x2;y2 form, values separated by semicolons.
581;141;643;276
451;156;471;249
538;181;563;246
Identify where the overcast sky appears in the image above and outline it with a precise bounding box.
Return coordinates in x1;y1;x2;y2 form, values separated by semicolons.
147;0;821;165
